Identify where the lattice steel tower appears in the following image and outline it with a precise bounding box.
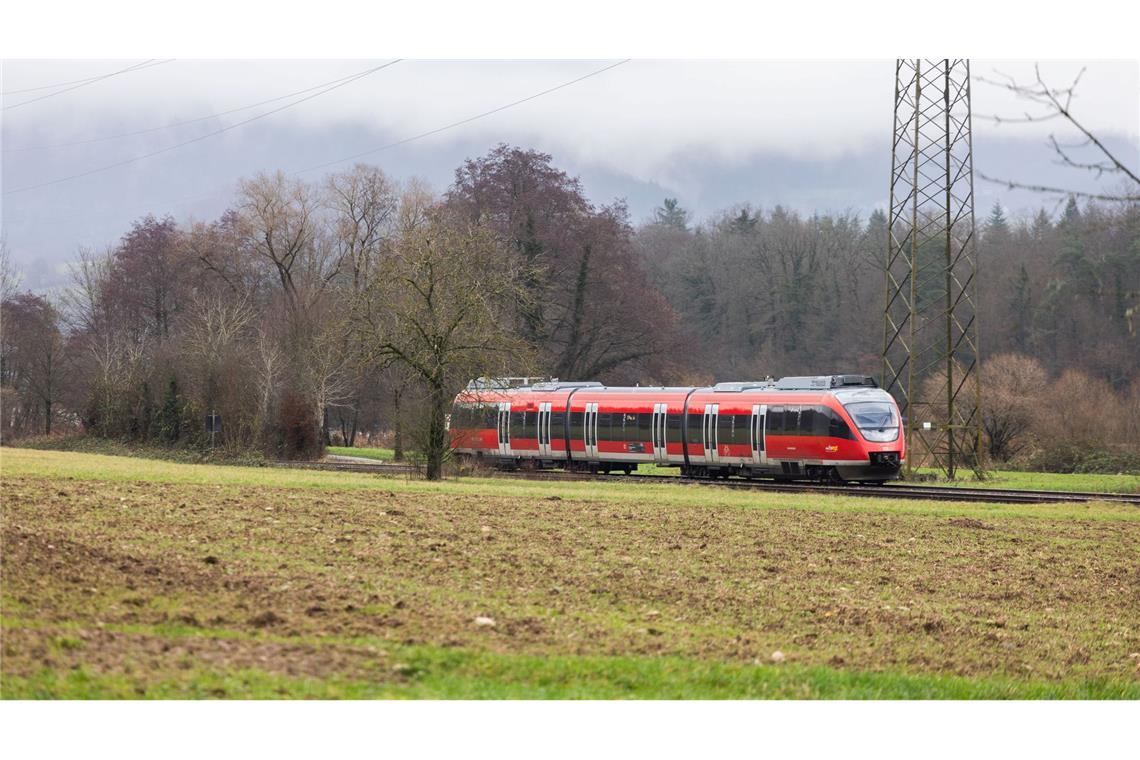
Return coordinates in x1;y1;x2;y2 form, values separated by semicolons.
883;59;984;479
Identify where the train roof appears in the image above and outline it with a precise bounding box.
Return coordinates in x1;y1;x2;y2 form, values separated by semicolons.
462;375;879;395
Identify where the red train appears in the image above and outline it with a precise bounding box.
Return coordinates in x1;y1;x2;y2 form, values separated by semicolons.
450;375;905;483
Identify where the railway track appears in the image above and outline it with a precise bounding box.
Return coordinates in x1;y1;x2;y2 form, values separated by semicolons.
275;459;1140;505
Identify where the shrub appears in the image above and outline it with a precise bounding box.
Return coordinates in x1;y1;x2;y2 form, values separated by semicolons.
276;389;321;460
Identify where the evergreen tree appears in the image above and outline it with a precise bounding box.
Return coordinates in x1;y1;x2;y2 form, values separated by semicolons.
1056;196;1096;297
985;201;1010;243
1009;264;1032;352
654;198;689;231
1030;209;1052;241
157;377;183;444
729;208;757;233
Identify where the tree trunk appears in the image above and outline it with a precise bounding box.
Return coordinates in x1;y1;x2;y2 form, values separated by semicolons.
348;408;358;448
425;381;448;481
392;386;404;462
44;399;52;435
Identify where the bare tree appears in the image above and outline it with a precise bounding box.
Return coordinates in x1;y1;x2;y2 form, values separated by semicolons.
0;236;21;301
253;323;284;439
182;291;256;444
977;65;1140;202
977;353;1049;462
326;164;399;298
354;197;530;479
236;171;327;315
1;294;66;434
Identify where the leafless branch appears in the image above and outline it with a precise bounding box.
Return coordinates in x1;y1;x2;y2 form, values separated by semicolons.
976;63;1140;202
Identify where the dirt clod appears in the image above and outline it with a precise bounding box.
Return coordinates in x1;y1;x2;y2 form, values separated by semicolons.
249;611;284;628
948;517;993;530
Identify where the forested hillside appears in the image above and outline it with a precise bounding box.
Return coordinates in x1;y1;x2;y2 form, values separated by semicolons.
634;196;1139;388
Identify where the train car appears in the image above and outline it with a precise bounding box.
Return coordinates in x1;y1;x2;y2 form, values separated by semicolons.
450;375;904;483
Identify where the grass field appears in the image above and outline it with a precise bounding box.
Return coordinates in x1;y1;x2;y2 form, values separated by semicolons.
329;445;1140;494
2;447;1138;699
327;446;396;462
912;468;1140;494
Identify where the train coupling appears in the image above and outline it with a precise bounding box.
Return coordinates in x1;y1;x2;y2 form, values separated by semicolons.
870;451;901;467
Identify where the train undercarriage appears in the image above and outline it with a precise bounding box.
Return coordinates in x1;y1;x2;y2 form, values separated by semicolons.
457;452;900;485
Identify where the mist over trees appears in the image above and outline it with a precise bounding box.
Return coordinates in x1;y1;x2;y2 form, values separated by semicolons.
1;143;1138;474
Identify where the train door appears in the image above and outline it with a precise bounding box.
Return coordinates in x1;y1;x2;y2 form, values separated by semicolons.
703;403;719;465
651;403;669;464
584;402;599;460
751;403;767;466
537;402;552;458
497;402;511;457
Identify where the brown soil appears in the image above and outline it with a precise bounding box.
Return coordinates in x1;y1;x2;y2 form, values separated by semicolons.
3;476;1139;685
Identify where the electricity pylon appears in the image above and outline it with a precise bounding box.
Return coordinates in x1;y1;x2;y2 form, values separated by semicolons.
882;59;984;480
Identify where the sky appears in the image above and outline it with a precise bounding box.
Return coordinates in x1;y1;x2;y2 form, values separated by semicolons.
2;58;1138;290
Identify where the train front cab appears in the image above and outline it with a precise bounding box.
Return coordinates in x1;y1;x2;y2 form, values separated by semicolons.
683;384;904;483
829;386;904;482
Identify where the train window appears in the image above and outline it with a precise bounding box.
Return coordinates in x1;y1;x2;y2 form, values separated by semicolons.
687;410;703;443
508;411;523;439
844;401;900;442
597;412;614;441
813;406;830;436
666;413;682;443
551;411;566;441
569;411;584;440
483;405;498;428
717;414;732;446
826;408;854;439
738;414;753;444
790;406;804;435
797;407;816;435
767;406;785;435
718;414;750;445
621;413;637;441
636;413;652;441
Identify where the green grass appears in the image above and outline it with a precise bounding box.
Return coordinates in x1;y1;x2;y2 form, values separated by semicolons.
913;468;1139;494
6;639;1135;700
326;445;396;461
14;434;268;466
3;447;1137;522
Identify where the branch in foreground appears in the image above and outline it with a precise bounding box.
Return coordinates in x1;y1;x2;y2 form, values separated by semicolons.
977;172;1140;202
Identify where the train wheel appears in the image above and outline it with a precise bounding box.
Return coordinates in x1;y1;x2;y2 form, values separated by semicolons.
623;465;633;475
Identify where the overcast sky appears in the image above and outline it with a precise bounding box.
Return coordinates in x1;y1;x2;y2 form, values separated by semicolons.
2;58;1138;289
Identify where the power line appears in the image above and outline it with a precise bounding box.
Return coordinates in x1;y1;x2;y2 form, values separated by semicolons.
294;58;631;175
4;66;394;154
3;61;402;196
2;60;174;111
1;59;167;95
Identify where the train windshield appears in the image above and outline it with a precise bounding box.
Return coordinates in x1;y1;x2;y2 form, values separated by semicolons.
843;401;899;442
